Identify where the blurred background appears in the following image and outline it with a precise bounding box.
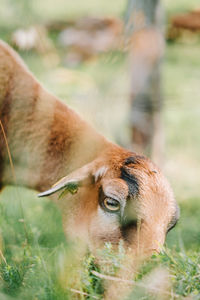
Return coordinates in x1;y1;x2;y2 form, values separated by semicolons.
0;0;200;299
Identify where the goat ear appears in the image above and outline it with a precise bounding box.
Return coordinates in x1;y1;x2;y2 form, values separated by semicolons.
38;178;81;198
38;161;98;198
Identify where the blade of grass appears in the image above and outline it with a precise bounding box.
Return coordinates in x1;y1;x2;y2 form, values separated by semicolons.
0;120;29;245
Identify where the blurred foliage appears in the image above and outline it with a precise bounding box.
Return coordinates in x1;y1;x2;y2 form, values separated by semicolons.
163;0;199;18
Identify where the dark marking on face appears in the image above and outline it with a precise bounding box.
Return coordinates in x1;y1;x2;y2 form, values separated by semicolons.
124;155;146;166
120;166;139;197
121;218;137;230
124;156;137;166
121;219;137;244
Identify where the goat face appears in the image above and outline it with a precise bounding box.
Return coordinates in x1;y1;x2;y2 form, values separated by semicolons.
38;148;179;256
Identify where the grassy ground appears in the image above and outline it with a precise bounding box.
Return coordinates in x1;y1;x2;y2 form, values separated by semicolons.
0;0;200;299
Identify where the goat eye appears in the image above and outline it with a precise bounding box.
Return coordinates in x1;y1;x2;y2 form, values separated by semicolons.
103;198;120;212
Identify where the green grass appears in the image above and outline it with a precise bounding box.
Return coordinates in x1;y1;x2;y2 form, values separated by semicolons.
0;186;199;299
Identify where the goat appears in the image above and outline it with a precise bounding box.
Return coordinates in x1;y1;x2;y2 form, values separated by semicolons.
0;40;179;262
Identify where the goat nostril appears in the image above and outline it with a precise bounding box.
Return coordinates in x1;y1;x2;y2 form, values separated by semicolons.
121;219;137;228
121;219;138;244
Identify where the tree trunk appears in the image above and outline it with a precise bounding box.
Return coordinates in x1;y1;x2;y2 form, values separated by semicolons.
125;0;164;166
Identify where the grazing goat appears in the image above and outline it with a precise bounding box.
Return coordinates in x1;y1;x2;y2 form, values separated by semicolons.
0;40;179;259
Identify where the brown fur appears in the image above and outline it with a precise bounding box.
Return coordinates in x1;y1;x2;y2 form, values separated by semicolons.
39;100;74;189
172;11;200;31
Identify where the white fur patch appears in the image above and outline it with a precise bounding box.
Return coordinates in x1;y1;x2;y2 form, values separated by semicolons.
94;166;108;182
97;206;118;227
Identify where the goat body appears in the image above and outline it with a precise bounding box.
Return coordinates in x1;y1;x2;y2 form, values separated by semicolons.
0;40;178;257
